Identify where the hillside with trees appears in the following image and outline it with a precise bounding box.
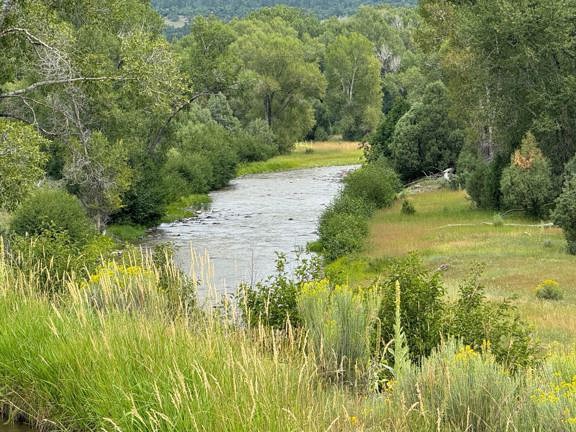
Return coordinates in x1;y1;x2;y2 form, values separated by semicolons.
2;0;576;431
153;0;417;21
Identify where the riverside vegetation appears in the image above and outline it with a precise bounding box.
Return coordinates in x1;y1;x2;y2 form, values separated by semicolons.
3;0;576;430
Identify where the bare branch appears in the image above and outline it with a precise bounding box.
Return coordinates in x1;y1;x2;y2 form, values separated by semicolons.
0;112;58;136
0;76;124;99
0;27;55;51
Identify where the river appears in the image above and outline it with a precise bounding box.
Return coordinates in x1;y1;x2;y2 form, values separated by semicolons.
146;165;358;299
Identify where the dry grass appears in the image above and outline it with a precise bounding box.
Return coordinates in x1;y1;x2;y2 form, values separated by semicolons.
365;187;576;345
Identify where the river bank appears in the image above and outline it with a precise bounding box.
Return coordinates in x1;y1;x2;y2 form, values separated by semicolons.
106;141;363;243
327;180;576;345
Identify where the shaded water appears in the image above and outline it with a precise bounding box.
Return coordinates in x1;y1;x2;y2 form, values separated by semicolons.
147;165;358;297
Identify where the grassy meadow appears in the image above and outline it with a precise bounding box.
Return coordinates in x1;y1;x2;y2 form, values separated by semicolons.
358;182;576;345
237;141;364;175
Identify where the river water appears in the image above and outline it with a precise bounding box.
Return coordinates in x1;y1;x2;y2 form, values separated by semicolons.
146;165;358;299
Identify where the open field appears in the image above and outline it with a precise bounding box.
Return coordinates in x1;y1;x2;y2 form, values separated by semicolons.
363;184;576;345
237;141;364;176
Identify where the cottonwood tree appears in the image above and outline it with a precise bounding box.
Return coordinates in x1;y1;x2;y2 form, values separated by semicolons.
0;119;47;211
232;19;326;152
0;0;186;227
389;81;463;181
325;33;382;139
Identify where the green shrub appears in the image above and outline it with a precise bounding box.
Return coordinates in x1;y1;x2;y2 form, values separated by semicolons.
500;132;553;218
343;161;400;209
297;279;381;384
535;279;563;301
11;188;95;245
466;155;507;210
378;255;445;362
392;341;525;431
317;212;369;262
552;176;576;255
401;199;415;215
446;268;541;371
323;193;375;219
492;213;504;226
239;253;322;329
234;120;278;162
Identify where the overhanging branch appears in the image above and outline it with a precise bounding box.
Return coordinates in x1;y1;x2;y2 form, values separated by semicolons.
0;76;124;99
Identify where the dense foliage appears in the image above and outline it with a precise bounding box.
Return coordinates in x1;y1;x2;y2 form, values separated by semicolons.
153;0;417;21
1;2;417;232
318;162;400;261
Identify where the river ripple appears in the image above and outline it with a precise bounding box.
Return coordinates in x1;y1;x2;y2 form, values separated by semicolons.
146;165;359;298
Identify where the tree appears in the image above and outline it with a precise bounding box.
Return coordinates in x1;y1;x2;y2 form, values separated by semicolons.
0;120;47;211
325;33;382;139
232;21;326;152
63;132;132;231
552;177;576;255
500;132;552;218
419;0;576;188
368;96;410;161
389;81;463;181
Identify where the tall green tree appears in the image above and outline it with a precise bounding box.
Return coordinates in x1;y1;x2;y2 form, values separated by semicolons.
389;81;463;181
325;33;382;139
232;21;326;151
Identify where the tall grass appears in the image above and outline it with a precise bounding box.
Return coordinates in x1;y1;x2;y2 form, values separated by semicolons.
0;245;358;431
2;241;576;431
297;279;380;385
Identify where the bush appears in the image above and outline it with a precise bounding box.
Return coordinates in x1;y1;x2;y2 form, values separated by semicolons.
492;213;504;226
466;155;507;210
401;199;415;215
500;132;553;218
378;255;445;362
535;279;563;301
552;176;576;255
163;149;213;199
343;161;400;209
388;82;464;181
323;194;375;219
297;279;381;384
317;212;369;262
392;341;525;431
446;268;541;371
234;120;278;162
239;253;322;329
11;188;95;245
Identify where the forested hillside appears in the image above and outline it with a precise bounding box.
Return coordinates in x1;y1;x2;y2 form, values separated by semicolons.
153;0;416;20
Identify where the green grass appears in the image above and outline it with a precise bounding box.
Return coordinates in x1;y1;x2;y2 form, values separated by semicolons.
0;211;10;233
360;183;576;345
161;194;211;224
237;141;364;176
106;224;147;243
2;248;576;431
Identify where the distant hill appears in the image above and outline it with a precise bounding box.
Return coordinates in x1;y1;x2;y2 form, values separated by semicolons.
153;0;417;21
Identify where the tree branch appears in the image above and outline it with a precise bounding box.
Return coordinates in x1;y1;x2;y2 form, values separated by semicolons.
0;112;58;136
0;27;56;51
0;76;124;99
149;91;210;152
